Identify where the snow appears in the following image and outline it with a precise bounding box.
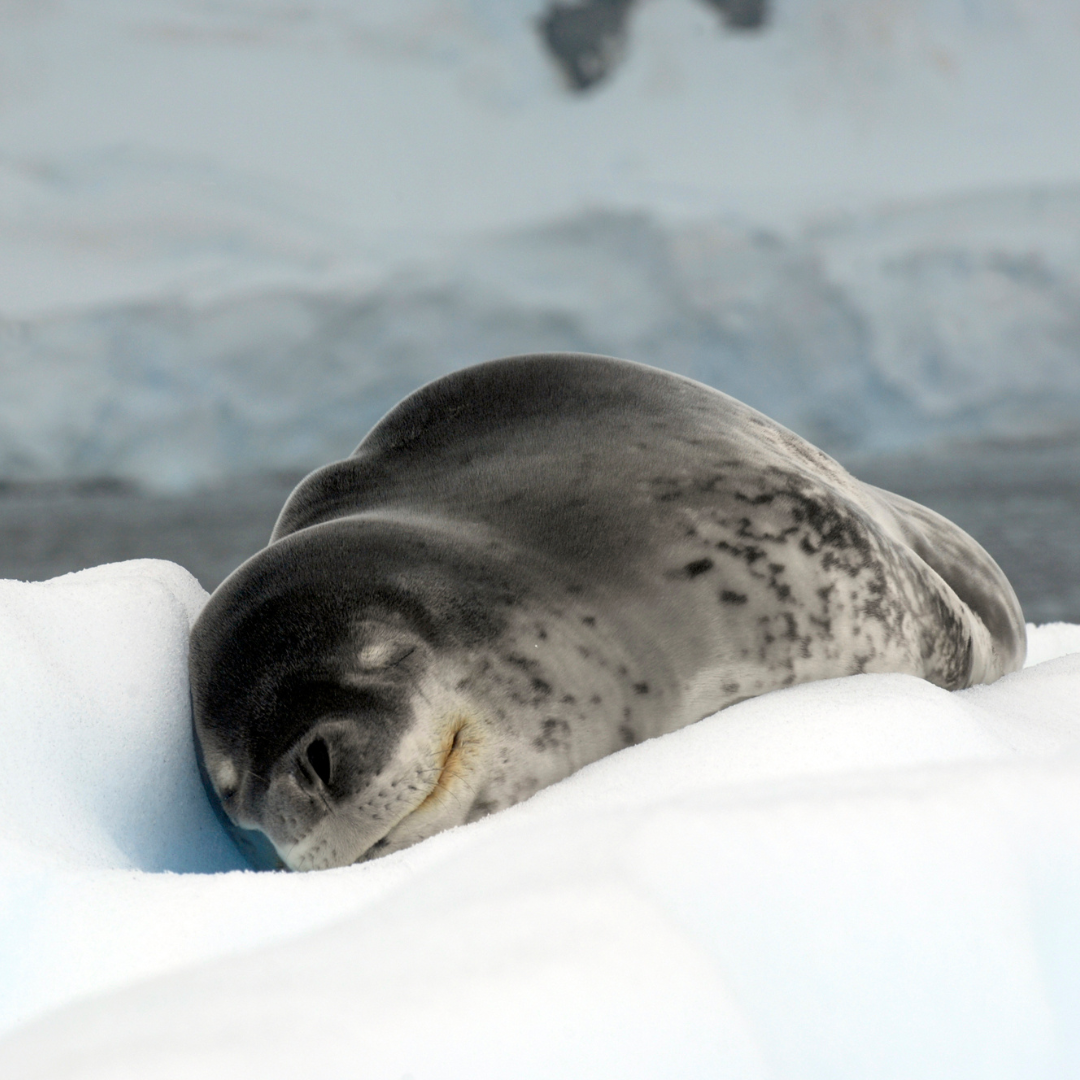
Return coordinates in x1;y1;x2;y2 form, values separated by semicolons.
1;1;1079;489
1;560;1079;1077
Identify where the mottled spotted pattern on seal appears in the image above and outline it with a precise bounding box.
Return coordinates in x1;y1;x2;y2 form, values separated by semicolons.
190;354;1025;870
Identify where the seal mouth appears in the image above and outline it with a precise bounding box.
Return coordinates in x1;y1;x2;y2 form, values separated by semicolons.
349;715;481;865
417;721;469;810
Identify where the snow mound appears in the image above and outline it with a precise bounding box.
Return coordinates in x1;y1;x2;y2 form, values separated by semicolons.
1;561;1079;1076
0;560;237;875
1022;621;1080;668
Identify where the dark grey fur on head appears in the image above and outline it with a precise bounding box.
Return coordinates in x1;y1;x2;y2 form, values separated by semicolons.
190;353;1025;871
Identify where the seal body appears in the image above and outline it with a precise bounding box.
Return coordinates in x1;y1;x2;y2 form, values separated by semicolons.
190;354;1025;871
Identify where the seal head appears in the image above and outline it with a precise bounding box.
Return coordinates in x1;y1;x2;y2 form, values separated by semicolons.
191;517;527;870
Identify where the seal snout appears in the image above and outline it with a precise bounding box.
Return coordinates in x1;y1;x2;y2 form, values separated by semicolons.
288;720;367;804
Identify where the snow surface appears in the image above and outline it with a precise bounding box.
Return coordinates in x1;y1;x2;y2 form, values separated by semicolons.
1;1;1079;488
1;560;1079;1077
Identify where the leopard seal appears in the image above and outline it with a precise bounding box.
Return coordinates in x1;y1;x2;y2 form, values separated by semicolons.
190;353;1025;871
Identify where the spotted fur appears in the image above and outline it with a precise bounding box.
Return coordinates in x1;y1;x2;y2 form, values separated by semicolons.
190;354;1025;870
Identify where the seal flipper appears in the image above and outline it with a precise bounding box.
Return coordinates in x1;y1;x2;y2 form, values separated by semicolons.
865;485;1026;679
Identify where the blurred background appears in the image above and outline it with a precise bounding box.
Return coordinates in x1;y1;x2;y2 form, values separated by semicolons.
0;0;1077;620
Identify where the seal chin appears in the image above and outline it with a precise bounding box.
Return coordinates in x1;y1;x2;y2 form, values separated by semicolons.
275;715;486;872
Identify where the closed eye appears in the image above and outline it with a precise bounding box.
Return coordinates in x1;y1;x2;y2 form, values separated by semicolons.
358;642;417;670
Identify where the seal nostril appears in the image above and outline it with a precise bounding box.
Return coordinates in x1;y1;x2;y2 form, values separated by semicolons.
305;737;332;787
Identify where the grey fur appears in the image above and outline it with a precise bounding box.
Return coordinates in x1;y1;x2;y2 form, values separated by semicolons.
190;354;1025;871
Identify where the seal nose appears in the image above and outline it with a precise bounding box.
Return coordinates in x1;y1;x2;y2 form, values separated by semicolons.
299;735;333;790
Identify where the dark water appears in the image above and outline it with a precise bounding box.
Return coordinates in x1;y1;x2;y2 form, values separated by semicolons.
0;473;304;596
0;440;1077;624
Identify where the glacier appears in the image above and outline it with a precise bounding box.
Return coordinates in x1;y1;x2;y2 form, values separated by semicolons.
0;0;1078;489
